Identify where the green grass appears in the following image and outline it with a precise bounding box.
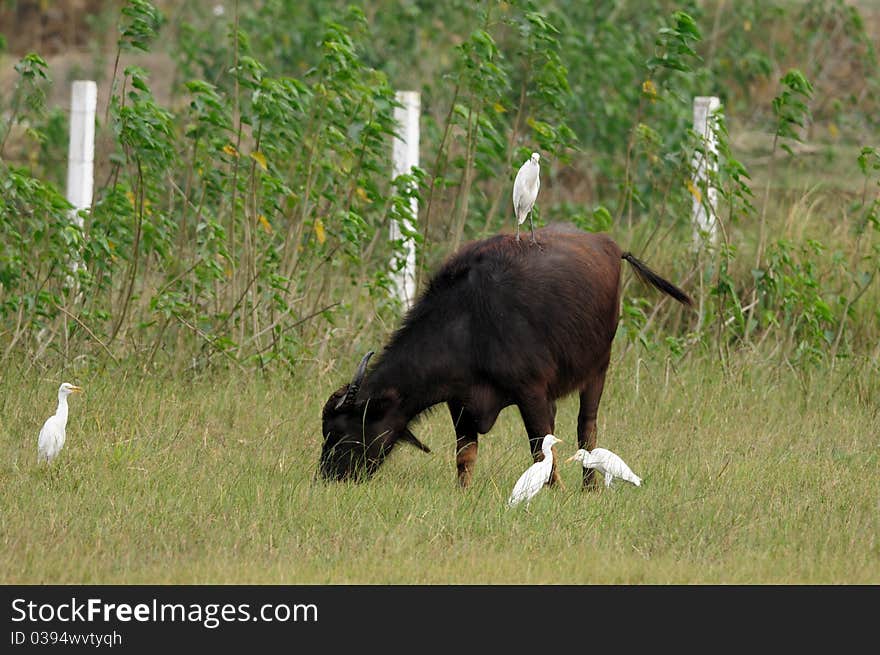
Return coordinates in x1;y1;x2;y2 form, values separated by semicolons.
1;349;877;584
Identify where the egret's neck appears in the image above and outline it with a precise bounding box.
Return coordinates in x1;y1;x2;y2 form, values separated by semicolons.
542;446;555;460
55;394;69;423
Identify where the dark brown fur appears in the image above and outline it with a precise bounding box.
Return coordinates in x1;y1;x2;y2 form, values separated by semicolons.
319;224;692;487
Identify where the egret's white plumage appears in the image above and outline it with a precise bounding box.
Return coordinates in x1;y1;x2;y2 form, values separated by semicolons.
507;434;562;508
37;382;83;464
567;447;641;488
512;152;541;243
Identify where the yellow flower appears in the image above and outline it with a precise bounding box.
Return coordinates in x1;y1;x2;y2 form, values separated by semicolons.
258;214;272;234
686;179;703;204
642;79;658;102
222;144;239;157
250;151;267;171
314;218;326;245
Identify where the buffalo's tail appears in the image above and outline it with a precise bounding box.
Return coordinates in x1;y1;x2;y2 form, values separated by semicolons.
622;252;693;307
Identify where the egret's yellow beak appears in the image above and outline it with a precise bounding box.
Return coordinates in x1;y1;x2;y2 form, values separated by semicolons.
70;386;83;394
565;454;576;462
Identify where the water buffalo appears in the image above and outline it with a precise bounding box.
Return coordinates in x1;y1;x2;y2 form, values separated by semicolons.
320;223;692;488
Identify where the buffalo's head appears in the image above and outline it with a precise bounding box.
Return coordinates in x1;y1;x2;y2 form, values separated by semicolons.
319;351;431;481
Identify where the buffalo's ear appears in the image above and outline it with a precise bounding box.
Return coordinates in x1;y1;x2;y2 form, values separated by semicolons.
324;386;352;419
399;428;431;453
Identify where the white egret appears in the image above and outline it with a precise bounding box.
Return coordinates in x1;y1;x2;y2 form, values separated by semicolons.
507;433;562;508
512;152;541;244
567;447;641;488
37;382;83;465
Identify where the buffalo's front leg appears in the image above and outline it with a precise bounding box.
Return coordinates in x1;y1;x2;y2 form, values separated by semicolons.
517;394;563;487
577;363;609;490
448;401;479;488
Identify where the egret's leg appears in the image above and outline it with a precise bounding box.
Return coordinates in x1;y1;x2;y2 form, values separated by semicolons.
605;474;613;488
448;401;479;488
515;221;521;242
517;393;562;487
529;214;537;245
577;361;610;491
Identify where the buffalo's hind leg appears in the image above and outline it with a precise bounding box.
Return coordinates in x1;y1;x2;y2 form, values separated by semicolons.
448;401;479;488
518;394;563;488
577;363;609;491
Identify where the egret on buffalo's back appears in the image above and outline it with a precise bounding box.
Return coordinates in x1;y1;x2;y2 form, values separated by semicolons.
37;382;83;465
507;434;562;508
567;447;641;488
513;152;541;244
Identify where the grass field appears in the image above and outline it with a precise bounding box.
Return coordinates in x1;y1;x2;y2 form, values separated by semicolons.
1;348;877;584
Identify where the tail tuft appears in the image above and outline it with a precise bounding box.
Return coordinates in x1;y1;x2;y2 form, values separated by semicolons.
622;252;693;307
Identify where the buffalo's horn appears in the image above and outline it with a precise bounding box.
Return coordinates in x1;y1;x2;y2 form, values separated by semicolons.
335;350;375;410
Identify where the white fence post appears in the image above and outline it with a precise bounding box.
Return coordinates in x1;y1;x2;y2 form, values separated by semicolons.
390;90;419;309
692;95;720;249
66;80;97;275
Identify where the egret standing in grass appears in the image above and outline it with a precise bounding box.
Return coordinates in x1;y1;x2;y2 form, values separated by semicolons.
513;152;541;244
507;433;562;508
37;382;83;465
567;447;641;488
